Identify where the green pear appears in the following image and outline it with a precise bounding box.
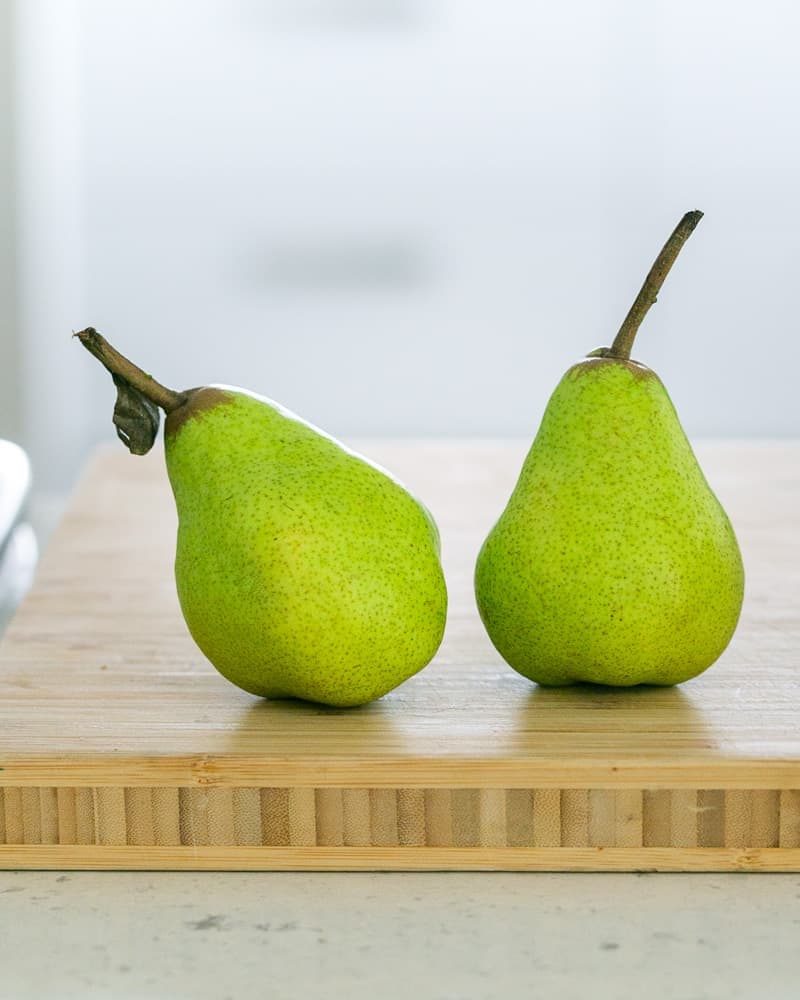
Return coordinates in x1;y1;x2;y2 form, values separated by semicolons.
77;331;447;706
475;211;744;687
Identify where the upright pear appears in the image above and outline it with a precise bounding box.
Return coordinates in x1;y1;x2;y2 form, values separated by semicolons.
475;211;744;687
78;331;447;706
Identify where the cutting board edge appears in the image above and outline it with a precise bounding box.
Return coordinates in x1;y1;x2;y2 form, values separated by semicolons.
1;754;799;788
2;845;800;872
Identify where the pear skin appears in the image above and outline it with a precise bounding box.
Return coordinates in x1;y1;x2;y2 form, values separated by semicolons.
165;387;447;706
475;211;744;687
475;358;744;685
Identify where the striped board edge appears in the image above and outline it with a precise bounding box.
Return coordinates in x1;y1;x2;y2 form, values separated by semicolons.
1;785;799;870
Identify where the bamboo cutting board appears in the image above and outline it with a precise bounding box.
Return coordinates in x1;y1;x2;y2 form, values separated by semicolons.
0;442;798;871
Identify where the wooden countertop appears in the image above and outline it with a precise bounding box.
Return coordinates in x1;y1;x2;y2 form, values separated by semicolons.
0;441;798;871
1;440;797;788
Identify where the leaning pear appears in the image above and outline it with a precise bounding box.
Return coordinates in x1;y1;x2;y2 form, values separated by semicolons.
78;331;447;706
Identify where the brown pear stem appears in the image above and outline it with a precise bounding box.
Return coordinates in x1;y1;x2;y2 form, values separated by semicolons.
608;210;703;360
75;328;187;413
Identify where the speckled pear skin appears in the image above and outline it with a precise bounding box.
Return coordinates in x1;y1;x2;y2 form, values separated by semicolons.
475;357;744;687
164;387;447;707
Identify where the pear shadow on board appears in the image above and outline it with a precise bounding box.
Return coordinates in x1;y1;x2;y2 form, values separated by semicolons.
515;680;718;751
223;689;405;756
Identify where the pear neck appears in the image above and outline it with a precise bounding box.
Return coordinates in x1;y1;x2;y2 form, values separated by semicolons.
164;387;232;439
573;355;655;381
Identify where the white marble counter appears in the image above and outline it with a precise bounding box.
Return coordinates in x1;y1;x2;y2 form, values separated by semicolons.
1;871;798;998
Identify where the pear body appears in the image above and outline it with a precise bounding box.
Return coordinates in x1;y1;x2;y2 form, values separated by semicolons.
164;388;447;706
475;358;744;687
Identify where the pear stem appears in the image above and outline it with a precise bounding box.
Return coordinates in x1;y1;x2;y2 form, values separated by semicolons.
608;210;703;360
75;328;187;413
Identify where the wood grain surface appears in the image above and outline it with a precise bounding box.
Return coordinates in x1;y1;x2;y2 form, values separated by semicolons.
0;442;798;870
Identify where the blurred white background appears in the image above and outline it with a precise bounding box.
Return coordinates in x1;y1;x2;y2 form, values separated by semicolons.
1;0;800;530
